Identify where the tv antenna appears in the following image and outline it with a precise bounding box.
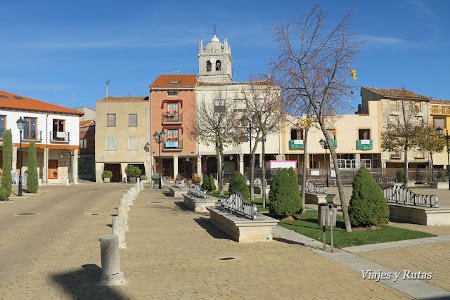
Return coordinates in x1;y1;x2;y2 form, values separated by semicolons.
106;80;110;98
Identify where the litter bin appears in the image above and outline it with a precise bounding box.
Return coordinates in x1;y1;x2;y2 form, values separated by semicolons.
151;174;160;189
318;203;336;227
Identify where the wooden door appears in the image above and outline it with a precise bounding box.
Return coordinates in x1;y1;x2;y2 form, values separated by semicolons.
48;160;58;179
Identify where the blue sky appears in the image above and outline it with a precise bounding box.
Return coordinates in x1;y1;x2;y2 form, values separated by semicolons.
1;0;449;111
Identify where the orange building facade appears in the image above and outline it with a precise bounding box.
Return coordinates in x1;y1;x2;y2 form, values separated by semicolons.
149;75;197;180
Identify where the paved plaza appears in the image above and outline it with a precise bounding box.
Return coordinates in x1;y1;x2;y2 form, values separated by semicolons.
0;184;449;299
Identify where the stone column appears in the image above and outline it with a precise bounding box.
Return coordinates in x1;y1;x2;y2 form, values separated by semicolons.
120;163;127;183
99;234;125;285
12;147;18;173
355;153;361;168
197;155;202;177
239;154;244;175
173;155;179;179
43;148;49;184
95;163;104;183
72;149;79;184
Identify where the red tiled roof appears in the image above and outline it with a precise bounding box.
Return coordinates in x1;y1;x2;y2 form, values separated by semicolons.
0;90;84;115
431;99;450;105
363;87;431;101
80;119;95;127
99;96;149;102
150;74;197;88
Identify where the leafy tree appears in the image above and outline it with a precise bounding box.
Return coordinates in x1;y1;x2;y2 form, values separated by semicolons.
415;124;445;182
228;171;250;200
0;130;12;200
349;167;389;227
272;5;358;232
269;168;302;217
27;142;38;193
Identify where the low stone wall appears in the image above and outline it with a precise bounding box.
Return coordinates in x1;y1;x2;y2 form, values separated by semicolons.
305;193;336;205
388;203;450;226
428;182;449;190
183;194;217;213
207;207;279;242
168;187;189;197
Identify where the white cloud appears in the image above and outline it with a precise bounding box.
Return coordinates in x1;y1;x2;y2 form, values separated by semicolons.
356;34;420;49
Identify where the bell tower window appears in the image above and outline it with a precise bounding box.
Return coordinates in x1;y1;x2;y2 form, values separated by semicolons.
206;61;212;72
216;60;221;71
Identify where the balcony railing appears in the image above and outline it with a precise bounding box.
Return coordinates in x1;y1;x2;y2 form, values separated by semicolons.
23;130;42;142
163;139;183;151
322;140;337;149
50;131;70;143
356;139;373;150
289;139;304;150
162;112;183;124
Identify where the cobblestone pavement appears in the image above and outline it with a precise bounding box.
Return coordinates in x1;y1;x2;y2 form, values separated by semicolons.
0;184;408;299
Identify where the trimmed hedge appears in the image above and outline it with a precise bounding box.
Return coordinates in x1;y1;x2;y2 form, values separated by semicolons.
228;172;250;200
209;174;216;191
349;167;389;227
201;173;210;191
269;168;302;216
0;130;12;200
125;165;142;178
27;142;38;193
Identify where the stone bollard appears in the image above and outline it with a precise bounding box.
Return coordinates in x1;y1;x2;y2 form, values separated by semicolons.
112;216;126;248
99;234;125;285
120;197;130;210
140;180;144;190
127;191;134;205
117;205;129;231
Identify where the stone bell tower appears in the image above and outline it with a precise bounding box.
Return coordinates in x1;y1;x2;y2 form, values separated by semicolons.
198;30;232;83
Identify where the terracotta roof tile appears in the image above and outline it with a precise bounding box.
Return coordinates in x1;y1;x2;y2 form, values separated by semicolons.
0;90;84;115
80;119;95;127
99;96;149;102
431;99;450;105
150;74;197;88
363;87;431;101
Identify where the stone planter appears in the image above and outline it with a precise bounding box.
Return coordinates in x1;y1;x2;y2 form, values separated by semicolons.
103;178;111;183
128;177;137;184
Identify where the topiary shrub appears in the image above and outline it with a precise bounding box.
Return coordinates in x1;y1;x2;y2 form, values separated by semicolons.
102;170;113;179
27;142;38;193
349;167;389;227
209;174;216;191
436;170;445;182
125;165;142;178
0;130;12;200
269;168;302;217
228;172;250;199
201;173;210;191
396;170;405;184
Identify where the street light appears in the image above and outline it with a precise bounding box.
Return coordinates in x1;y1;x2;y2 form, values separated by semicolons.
16;117;25;196
435;126;450;190
153;130;165;189
319;138;329;187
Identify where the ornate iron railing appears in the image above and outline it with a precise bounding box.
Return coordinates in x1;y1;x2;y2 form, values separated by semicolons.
304;180;327;194
187;185;207;198
220;192;257;220
374;176;397;184
174;180;186;188
383;186;438;208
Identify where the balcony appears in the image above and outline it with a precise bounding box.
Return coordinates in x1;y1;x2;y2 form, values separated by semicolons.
356;139;373;150
163;139;183;151
50;131;70;143
289;139;304;150
321;140;337;149
162;112;183;124
23;130;42;142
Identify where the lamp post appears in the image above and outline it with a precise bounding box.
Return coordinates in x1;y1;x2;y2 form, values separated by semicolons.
319;139;329;187
153;130;165;189
435;127;450;190
16;117;25;196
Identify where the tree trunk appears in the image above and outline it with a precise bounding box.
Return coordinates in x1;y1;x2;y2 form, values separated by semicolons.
404;143;408;186
262;134;267;208
216;146;224;197
430;151;434;183
301;127;309;211
250;149;255;202
318;120;352;233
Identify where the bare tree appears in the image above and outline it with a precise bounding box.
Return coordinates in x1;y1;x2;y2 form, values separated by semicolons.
239;79;282;205
189;93;240;196
272;5;358;232
415;124;445;182
381;100;422;185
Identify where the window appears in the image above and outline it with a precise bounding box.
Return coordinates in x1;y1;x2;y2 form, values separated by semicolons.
107;114;116;127
216;60;222;71
52;119;65;140
414;102;421;112
167;129;179;141
24;117;37;139
389;100;398;111
167;103;179;114
0;115;6;135
206;60;212;72
168;91;178;96
433;117;446;130
290;128;304;140
128;137;138;151
80;139;87;149
358;129;371;140
214;99;225;113
106;136;116;151
128;114;138;127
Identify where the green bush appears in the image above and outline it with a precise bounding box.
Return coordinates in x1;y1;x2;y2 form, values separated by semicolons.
396;170;405;184
26;142;38;193
269;168;302;217
209;174;216;191
102;170;113;179
140;175;148;180
125;165;142;178
0;130;12;200
201;173;210;190
228;172;250;199
436;170;445;182
349;167;389;227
